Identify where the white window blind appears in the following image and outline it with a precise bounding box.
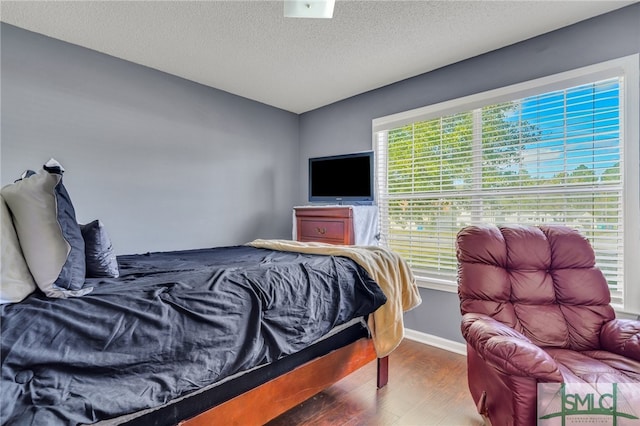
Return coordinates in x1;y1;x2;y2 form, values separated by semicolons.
373;56;640;313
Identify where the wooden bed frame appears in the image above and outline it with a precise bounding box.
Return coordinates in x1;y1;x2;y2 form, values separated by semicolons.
180;336;388;425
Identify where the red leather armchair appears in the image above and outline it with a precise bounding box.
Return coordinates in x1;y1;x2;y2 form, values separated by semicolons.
456;224;640;425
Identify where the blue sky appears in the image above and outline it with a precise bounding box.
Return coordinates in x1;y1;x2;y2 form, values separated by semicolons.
508;78;620;179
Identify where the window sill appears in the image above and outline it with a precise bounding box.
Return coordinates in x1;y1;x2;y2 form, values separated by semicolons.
415;276;458;294
416;276;640;319
615;309;640;320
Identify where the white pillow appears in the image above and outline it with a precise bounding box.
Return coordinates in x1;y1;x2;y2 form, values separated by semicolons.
1;159;91;298
1;195;37;304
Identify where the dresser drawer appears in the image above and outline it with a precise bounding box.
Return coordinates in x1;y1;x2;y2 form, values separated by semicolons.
298;219;348;243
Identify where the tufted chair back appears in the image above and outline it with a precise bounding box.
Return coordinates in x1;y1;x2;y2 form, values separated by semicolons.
457;224;615;351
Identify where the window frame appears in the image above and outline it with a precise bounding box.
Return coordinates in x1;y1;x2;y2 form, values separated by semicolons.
372;54;640;315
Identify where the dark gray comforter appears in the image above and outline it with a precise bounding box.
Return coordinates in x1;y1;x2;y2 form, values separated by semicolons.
1;245;386;425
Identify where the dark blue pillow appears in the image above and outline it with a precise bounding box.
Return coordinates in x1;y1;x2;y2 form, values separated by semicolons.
43;161;87;290
80;220;119;278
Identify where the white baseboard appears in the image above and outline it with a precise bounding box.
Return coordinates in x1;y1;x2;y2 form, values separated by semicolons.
404;328;467;356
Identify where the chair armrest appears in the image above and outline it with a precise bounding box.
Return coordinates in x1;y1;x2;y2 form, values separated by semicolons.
461;313;562;382
600;318;640;361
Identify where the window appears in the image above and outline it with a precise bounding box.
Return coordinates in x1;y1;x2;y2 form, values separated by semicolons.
373;55;640;314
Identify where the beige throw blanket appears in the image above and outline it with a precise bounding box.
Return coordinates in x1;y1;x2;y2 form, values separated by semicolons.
247;239;422;358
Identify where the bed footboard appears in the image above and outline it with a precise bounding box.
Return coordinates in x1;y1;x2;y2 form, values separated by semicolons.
180;337;385;426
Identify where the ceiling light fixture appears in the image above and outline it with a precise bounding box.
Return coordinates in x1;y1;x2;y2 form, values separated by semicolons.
284;0;335;19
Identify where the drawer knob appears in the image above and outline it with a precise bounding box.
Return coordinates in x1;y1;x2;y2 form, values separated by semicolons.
316;227;326;235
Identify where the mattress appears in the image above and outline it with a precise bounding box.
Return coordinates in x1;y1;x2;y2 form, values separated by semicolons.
1;245;387;425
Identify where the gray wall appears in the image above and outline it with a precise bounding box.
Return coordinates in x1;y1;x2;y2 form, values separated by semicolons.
1;23;299;255
298;3;640;343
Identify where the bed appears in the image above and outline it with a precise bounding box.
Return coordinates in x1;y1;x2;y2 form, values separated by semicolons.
1;241;421;425
0;160;421;425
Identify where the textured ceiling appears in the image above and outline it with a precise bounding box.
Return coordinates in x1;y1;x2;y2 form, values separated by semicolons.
0;0;635;113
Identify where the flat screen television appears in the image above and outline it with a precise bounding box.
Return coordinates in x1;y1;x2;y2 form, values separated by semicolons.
308;151;374;204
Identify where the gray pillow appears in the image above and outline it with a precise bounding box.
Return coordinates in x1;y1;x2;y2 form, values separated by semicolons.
0;194;37;304
1;159;91;298
80;220;119;278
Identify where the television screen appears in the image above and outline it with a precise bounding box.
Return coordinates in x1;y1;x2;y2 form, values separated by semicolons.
308;151;374;203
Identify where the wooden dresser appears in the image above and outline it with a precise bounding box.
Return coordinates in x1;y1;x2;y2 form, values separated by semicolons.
294;207;354;245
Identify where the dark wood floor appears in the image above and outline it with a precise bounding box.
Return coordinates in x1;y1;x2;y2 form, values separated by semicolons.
267;339;485;426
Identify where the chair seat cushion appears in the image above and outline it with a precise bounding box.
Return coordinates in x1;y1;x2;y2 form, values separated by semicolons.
546;348;640;383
